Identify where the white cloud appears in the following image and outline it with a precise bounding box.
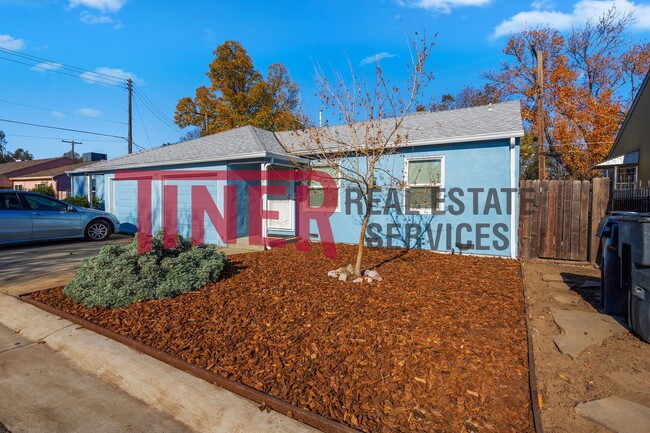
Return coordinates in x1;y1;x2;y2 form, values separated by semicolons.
493;0;650;38
0;34;25;50
360;52;399;66
31;62;62;72
80;11;113;25
68;0;125;13
75;107;102;118
51;111;66;119
398;0;492;13
80;66;143;85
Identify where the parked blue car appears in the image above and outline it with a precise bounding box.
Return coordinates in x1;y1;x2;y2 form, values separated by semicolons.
0;190;121;245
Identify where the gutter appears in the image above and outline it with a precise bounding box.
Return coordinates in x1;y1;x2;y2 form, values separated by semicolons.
66;152;310;175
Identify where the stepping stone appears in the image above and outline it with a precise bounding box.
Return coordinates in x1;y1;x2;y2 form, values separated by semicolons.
551;309;626;359
549;281;573;290
552;294;579;306
542;274;566;282
575;396;650;433
607;368;650;396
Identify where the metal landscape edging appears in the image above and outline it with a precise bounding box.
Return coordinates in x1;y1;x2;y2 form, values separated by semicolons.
20;295;361;433
520;262;545;433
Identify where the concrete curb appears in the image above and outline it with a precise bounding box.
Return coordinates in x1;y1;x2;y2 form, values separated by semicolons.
0;293;317;433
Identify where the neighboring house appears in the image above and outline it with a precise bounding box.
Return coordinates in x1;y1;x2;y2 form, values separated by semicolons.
10;161;100;199
68;101;523;257
594;70;650;189
0;157;74;190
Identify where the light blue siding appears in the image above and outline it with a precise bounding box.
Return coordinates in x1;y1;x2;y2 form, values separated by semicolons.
309;138;520;257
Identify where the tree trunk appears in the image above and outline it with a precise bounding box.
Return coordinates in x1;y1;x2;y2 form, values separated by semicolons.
354;192;374;276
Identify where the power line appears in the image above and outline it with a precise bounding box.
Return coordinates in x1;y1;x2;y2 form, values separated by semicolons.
0;98;127;125
0;46;126;85
132;88;182;133
0;118;126;140
133;97;153;148
8;134;123;143
132;88;180;131
0;55;125;88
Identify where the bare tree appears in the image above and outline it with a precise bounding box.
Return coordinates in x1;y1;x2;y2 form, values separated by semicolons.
279;34;435;276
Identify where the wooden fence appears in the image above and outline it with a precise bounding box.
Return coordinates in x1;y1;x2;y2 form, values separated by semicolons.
518;177;610;262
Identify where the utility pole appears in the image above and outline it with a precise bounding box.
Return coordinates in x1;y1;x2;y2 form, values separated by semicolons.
127;78;133;154
537;49;546;181
62;139;82;161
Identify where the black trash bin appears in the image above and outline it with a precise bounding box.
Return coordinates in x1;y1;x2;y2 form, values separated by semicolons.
599;220;624;315
597;212;635;317
617;213;650;343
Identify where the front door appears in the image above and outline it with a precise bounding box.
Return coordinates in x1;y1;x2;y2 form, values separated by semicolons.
266;170;294;232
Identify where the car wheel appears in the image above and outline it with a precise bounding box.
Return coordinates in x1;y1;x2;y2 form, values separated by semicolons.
85;219;112;241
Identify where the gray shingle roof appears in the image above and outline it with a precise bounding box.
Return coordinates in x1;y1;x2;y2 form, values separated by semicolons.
69;126;287;173
71;101;523;173
276;100;523;151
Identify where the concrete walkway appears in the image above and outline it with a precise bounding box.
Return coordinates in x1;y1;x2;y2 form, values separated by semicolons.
0;292;317;433
0;241;316;433
0;323;187;433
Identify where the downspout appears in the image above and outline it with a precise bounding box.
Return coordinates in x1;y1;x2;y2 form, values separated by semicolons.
86;174;92;207
510;137;517;259
262;162;272;249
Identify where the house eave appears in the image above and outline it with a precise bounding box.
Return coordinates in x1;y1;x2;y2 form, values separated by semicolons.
66;152;309;175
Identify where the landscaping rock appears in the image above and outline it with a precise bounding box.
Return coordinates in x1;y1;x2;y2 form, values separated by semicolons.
352;277;363;283
338;272;348;282
364;269;382;282
327;270;339;278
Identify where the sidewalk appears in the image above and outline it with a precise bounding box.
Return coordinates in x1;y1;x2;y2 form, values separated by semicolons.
0;242;317;433
0;323;187;433
0;292;317;433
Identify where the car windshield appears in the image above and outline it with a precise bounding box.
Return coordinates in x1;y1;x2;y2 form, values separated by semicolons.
24;195;68;212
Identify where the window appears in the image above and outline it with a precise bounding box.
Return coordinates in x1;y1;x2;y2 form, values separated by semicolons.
0;192;22;210
616;165;637;190
14;184;23;191
24;194;67;212
405;157;444;212
309;165;340;210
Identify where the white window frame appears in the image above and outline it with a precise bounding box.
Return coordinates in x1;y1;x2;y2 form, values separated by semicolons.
404;156;445;214
309;163;341;212
14;184;23;191
614;165;638;190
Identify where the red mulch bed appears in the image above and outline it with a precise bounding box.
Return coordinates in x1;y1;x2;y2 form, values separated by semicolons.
32;244;533;433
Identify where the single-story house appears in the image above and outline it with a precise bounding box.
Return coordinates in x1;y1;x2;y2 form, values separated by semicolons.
11;161;101;199
594;69;650;189
68;101;523;257
0;157;74;190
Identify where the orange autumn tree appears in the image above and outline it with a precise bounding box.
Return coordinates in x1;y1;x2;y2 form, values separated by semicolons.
486;8;650;179
175;41;304;135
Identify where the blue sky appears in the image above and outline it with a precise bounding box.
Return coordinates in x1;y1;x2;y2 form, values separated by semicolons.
1;0;649;159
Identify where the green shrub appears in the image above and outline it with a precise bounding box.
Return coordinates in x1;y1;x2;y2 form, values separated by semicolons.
64;195;101;209
31;183;55;197
63;231;227;308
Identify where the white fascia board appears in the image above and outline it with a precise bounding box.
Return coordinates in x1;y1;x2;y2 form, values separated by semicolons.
406;130;525;146
65;152;296;174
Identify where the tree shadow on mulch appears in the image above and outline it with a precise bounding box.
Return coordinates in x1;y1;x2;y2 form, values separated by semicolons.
220;259;248;280
560;271;602;310
366;248;411;270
